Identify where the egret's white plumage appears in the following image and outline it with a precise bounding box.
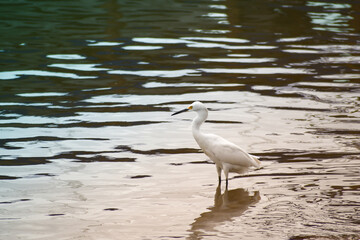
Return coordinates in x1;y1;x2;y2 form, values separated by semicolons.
172;101;260;186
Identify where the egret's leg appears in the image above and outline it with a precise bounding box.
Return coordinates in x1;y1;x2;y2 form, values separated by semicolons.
216;166;222;184
224;167;229;187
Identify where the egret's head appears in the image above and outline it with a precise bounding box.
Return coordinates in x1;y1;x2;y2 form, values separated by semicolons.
171;101;207;116
189;101;206;112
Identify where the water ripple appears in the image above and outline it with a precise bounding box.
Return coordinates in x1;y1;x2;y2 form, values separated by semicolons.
0;70;96;80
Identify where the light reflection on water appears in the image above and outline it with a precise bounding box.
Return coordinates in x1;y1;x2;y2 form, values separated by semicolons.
0;0;360;239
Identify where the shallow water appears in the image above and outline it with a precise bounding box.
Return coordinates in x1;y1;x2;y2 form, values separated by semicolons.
0;0;359;239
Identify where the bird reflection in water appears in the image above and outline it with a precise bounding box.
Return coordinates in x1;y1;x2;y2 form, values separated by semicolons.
188;186;260;239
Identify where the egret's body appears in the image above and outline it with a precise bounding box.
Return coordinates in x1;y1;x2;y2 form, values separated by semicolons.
172;101;260;186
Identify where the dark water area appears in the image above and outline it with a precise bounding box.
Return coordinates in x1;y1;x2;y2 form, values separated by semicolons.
0;0;359;239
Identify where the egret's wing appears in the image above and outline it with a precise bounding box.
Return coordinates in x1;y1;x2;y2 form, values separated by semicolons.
208;135;260;168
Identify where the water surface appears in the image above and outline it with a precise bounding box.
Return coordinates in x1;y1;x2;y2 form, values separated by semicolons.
0;0;359;239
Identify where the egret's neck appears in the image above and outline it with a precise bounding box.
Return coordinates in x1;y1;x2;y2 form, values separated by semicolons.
192;109;208;139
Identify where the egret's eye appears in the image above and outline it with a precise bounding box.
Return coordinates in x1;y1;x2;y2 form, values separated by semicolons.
188;106;193;110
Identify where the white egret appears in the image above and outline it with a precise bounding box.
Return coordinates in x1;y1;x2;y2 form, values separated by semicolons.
172;101;260;186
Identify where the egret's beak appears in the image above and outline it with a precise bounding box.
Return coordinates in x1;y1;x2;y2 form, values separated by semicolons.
171;108;189;116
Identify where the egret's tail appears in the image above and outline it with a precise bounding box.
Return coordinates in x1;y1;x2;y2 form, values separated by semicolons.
250;154;261;168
